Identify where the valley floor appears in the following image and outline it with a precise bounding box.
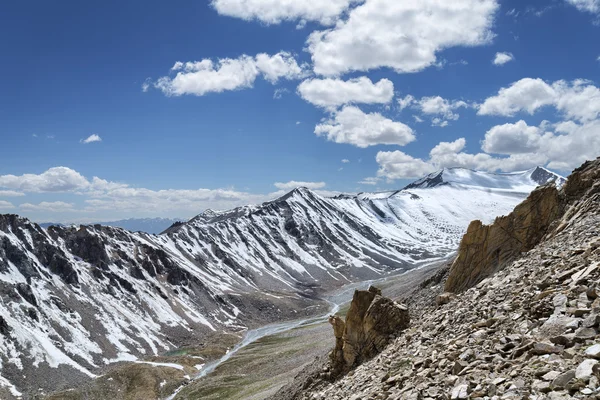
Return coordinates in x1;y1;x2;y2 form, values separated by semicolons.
41;260;446;400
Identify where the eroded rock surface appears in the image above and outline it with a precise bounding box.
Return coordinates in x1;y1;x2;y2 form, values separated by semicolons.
329;286;409;377
446;157;600;293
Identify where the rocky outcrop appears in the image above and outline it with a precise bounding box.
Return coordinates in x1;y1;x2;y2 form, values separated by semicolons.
329;286;409;377
446;157;600;293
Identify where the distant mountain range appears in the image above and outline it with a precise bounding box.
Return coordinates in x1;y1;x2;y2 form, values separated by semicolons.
38;217;182;234
0;166;564;398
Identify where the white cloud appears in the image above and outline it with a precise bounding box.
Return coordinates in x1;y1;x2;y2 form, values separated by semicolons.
418;96;469;119
376;151;436;180
376;137;550;180
20;201;76;213
478;78;556;116
431;118;449;127
0;167;90;193
153;52;306;96
400;95;472;126
297;77;394;109
273;88;289;99
210;0;356;25
307;0;498;76
341;159;350;163
254;52;308;83
0;200;15;210
358;177;380;185
397;95;415;110
565;0;600;14
81;134;102;144
493;52;514;65
314;105;415;148
0;190;25;197
554;120;580;134
478;78;600;122
377;116;600;180
413;115;424;123
273;181;326;190
481;120;545;154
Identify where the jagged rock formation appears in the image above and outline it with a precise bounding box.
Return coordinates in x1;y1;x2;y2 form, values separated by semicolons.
446;159;599;293
296;157;600;400
328;286;409;377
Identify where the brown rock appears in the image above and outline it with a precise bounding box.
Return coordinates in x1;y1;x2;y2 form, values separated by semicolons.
329;286;409;377
445;185;562;293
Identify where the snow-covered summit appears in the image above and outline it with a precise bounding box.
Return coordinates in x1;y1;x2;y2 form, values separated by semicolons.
403;166;565;191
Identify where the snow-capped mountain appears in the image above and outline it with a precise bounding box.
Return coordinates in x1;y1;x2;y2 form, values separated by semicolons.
39;218;182;234
0;167;564;398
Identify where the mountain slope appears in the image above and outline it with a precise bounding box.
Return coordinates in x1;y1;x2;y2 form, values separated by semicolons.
0;167;563;398
293;158;599;400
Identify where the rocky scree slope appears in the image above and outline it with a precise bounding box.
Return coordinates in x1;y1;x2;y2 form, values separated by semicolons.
0;167;561;398
294;159;600;400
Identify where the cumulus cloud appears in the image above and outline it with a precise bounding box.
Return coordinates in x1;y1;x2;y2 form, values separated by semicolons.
376;151;436;180
493;52;514;65
0;167;90;193
478;78;600;122
210;0;356;25
0;200;15;210
297;77;394;109
307;0;498;76
273;181;326;190
481;120;545;154
152;52;306;96
376;116;600;180
1;166;341;221
341;159;350;163
478;78;556;116
81;134;102;144
565;0;600;13
314;106;415;148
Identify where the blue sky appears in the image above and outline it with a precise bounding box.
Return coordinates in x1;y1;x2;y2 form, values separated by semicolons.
1;0;599;222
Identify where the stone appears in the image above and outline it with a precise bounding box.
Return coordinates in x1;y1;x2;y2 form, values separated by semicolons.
585;344;600;359
575;327;597;341
541;371;561;381
451;383;469;399
532;380;551;393
530;342;563;355
551;370;576;390
436;292;457;305
575;359;598;381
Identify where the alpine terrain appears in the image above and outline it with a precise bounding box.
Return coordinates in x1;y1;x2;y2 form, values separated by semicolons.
0;166;563;399
280;158;600;400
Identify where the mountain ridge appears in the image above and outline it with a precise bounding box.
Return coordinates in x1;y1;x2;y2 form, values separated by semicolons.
0;166;565;398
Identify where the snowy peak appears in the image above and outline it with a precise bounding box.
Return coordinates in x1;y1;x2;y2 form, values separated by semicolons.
527;166;566;187
403;167;565;191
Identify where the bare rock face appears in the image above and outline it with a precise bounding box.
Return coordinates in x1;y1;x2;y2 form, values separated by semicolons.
329;286;409;377
446;157;600;293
